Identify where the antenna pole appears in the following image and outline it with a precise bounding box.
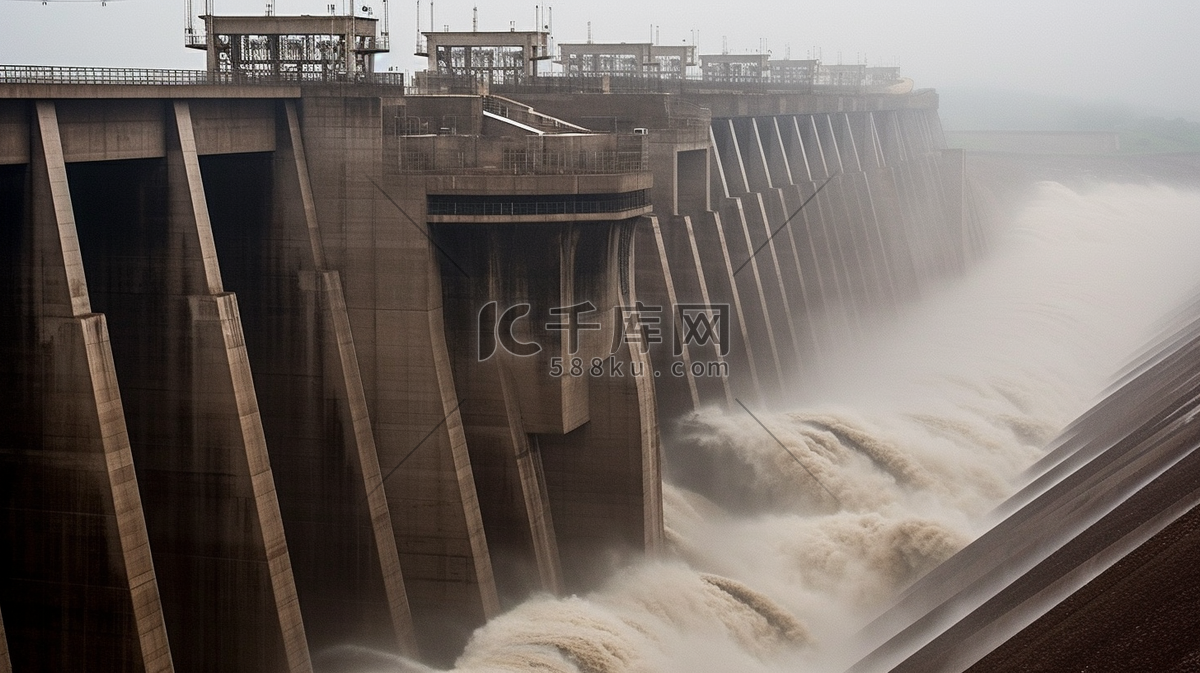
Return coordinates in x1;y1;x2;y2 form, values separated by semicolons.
381;0;389;48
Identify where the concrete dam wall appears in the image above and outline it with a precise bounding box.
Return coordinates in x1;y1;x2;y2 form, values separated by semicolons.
0;82;981;671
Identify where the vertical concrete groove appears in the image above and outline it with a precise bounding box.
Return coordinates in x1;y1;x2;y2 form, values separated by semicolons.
749;119;775;189
283;102;327;269
170;101;223;294
649;214;701;410
733;197;785;390
791;117;814;181
843;113;863;172
725;119;751;194
172;100;313;673
283;99;419;656
83;315;175;673
321;272;420;655
708;127;733;200
32;100;175;673
868;113;886;168
747;122;807;371
793;192;829;328
824;115;846;175
620;225;665;554
778;188;822;360
205;293;314;673
809;116;830;178
860;174;900;310
753;193;803;372
768;189;813;365
33;101;90;318
497;364;566;594
711;210;763;400
771;118;796;185
682;215;734;408
426;292;501;618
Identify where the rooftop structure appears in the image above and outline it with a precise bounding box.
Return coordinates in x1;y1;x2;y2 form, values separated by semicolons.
864;66;902;86
817;63;866;87
557;43;696;77
700;53;770;83
186;14;388;80
768;58;819;85
422;30;550;85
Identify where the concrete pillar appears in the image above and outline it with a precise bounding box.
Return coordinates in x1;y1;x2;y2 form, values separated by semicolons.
0;100;173;672
787;116;814;181
772;186;822;363
857;171;900;312
158;100;311;673
704;128;762;401
838;171;886;311
841;113;864;172
628;216;701;419
711;121;749;195
434;221;566;606
867;113;886;169
763;118;792;185
808;175;860;337
806;116;831;178
747;191;802;376
497;363;565;596
536;220;664;589
643;213;733;410
682;215;734;408
268;100;418;656
433;218;664;595
867;165;922;297
694;210;761;403
320;270;421;653
725;196;784;394
730;118;770;193
299;94;498;662
0;607;8;673
821;114;846;175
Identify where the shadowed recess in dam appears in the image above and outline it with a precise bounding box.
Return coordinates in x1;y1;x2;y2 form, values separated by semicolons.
329;181;1200;673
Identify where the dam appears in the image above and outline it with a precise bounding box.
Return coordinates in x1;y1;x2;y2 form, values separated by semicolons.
5;9;1198;673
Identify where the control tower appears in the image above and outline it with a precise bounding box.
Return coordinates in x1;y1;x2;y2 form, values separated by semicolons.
421;30;550;85
186;13;389;79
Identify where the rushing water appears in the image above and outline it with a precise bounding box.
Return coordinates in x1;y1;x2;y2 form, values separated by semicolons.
354;181;1200;673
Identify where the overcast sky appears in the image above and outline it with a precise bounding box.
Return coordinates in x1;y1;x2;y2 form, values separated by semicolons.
2;0;1198;118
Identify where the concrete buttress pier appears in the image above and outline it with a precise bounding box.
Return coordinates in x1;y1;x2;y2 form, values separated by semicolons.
0;53;983;669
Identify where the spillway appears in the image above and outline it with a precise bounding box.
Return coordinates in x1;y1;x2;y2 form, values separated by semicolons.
386;176;1200;673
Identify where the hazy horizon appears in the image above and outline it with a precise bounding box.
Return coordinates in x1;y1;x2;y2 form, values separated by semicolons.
1;0;1198;123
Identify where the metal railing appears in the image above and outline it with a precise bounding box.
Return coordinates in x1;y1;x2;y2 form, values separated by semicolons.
428;189;651;217
0;65;404;87
396;148;648;175
483;95;590;134
392;132;648;175
410;70;903;97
